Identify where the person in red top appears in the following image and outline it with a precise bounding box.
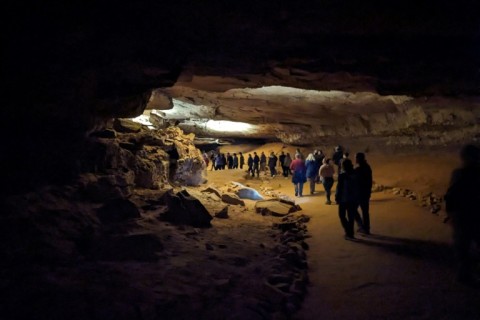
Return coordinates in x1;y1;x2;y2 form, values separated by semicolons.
290;154;307;197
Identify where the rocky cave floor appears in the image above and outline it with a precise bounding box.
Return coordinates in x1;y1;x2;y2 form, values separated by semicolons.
0;158;310;319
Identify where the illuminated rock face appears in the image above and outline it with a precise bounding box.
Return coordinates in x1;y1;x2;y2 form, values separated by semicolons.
145;80;480;147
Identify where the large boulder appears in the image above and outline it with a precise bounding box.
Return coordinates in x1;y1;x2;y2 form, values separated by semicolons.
160;190;212;227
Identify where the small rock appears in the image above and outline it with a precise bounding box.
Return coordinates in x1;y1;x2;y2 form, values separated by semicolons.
221;193;245;206
215;206;229;219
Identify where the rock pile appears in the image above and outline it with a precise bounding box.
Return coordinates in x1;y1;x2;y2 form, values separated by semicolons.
201;185;246;207
86;122;205;191
391;187;443;215
264;213;311;315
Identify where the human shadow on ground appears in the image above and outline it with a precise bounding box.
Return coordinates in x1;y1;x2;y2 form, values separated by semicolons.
352;234;454;267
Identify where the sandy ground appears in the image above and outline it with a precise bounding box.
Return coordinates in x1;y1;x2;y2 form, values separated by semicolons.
212;144;480;319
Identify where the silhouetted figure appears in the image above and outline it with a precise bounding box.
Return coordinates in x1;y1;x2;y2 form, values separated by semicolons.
354;152;373;235
221;154;227;170
239;152;245;169
320;158;335;204
214;153;222;170
445;144;480;285
335;159;359;240
305;153;318;195
227;153;233;169
283;153;292;177
314;150;325;183
268;152;278;177
252;152;260;177
247;154;254;175
210;152;216;171
279;151;286;174
290;154;307;197
260;152;267;172
233;153;239;169
332;146;344;173
339;152;350;172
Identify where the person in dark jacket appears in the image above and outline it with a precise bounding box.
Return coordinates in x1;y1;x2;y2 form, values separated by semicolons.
314;150;325;183
210;152;216;171
332;146;344;173
335;159;359;240
226;153;233;169
220;154;227;170
283;153;292;177
279;151;286;175
305;153;318;194
445;144;480;285
252;152;260;177
268;152;278;177
239;152;245;169
354;152;373;234
233;153;239;169
260;152;267;172
247;154;254;175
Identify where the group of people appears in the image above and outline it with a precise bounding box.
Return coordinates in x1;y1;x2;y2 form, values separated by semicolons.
205;146;372;240
287;146;372;239
205;144;480;285
203;152;246;171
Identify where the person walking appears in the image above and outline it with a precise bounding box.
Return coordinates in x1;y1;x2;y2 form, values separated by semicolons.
283;153;292;177
247;154;254;176
227;153;233;169
268;152;278;177
260;152;267;173
221;153;227;170
339;152;350;171
295;148;304;160
305;153;318;195
210;152;216;171
233;153;239;169
252;152;260;177
335;159;359;240
239;152;245;170
214;154;222;170
290;154;307;197
319;158;335;204
445;144;480;286
279;151;286;173
332;146;344;173
354;152;373;235
314;150;325;183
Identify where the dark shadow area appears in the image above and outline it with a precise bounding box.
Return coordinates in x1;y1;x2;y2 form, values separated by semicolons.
354;234;455;267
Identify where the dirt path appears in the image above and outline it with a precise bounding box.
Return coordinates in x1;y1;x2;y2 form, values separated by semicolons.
206;161;479;320
295;191;480;320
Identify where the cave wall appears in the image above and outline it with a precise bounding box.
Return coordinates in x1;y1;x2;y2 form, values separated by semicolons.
3;0;479;191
